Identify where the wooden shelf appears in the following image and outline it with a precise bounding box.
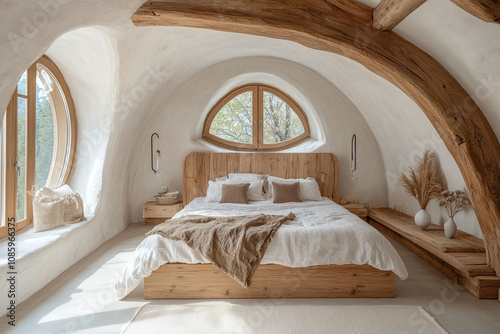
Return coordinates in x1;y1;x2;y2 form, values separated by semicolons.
368;208;500;299
341;202;367;221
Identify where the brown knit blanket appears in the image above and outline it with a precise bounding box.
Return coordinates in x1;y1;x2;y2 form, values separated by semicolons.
145;212;295;287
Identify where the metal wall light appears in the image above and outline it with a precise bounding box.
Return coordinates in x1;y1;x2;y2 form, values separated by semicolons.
351;134;357;179
151;133;161;177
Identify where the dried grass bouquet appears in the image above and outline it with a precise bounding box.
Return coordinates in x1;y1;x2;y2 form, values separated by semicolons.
399;150;442;209
438;190;471;218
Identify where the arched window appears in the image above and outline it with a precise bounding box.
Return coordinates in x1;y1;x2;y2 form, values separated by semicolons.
203;84;310;150
0;55;76;237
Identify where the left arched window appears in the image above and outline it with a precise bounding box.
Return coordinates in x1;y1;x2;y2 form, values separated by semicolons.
0;55;77;238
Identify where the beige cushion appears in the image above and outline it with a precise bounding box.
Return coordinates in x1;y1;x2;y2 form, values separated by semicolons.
272;182;302;203
61;193;85;223
30;185;85;232
220;183;250;204
33;196;65;232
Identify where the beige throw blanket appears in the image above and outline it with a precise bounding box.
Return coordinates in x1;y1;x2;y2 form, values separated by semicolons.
146;213;295;287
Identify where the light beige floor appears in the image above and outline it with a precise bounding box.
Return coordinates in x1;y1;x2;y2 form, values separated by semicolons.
1;224;499;334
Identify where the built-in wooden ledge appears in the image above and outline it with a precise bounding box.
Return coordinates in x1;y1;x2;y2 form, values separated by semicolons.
368;208;500;299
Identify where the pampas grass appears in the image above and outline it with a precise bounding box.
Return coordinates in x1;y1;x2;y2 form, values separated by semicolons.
399;150;442;209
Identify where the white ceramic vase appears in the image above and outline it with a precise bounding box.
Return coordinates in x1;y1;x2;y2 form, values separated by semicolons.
415;209;431;230
444;217;457;239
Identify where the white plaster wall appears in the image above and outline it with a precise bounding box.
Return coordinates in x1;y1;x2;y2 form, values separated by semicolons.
126;56;387;223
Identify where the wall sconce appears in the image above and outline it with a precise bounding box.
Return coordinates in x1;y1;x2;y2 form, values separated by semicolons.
351;134;357;179
151;133;161;177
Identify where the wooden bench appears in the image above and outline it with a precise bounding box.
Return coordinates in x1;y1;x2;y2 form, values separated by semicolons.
368;208;500;299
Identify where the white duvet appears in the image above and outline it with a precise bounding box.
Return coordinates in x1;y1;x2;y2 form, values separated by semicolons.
115;198;408;299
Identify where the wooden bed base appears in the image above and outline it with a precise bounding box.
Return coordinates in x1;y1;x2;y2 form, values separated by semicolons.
144;264;396;299
143;153;398;299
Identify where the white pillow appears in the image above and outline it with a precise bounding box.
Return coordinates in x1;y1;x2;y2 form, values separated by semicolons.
246;180;266;201
228;173;265;181
206;180;224;202
37;184;74;197
229;173;269;196
206;180;265;202
268;176;322;201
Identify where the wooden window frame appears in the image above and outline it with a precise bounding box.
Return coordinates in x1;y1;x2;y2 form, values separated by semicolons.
0;55;77;238
203;84;310;151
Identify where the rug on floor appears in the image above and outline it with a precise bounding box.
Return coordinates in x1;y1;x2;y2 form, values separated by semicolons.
121;304;447;334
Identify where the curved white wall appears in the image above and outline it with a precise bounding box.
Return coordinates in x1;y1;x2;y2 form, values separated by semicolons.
46;27;118;215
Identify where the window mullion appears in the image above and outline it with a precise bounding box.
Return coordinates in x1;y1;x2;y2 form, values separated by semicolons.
25;64;37;224
255;86;262;150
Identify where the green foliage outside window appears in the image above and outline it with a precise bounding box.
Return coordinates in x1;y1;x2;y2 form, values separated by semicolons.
208;89;306;147
209;92;253;144
14;71;55;220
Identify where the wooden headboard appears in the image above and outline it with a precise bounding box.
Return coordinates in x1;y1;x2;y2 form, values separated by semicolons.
183;153;339;205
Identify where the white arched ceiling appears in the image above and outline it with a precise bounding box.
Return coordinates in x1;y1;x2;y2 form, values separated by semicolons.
0;0;498;242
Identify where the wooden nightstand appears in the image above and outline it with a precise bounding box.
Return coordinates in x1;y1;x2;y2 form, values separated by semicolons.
341;202;368;221
143;201;184;225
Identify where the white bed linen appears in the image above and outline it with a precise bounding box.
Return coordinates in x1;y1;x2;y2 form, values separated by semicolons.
116;198;408;299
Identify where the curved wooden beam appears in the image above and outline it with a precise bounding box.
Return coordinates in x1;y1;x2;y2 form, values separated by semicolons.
373;0;427;31
132;0;500;275
450;0;500;24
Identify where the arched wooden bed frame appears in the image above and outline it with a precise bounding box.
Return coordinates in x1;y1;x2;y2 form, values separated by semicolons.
144;153;396;299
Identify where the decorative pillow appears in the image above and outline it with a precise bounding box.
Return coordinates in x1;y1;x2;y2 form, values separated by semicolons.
268;176;322;201
220;183;250;204
31;184;85;228
32;196;65;232
206;180;265;202
272;182;302;203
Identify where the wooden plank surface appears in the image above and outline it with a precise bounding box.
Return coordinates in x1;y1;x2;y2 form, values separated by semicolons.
369;208;485;253
145;263;396;299
368;208;499;299
183;153;339;204
341;202;368;221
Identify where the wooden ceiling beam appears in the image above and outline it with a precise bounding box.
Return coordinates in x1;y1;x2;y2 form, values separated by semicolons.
450;0;500;24
373;0;499;31
131;0;500;276
373;0;427;31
